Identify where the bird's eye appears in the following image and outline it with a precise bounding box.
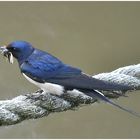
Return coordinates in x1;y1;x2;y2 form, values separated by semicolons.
9;47;18;51
12;47;16;50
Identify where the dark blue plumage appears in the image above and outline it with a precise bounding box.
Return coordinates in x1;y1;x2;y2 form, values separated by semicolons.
3;40;140;117
7;41;131;91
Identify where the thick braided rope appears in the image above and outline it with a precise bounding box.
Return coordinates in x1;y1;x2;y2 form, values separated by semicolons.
0;64;140;126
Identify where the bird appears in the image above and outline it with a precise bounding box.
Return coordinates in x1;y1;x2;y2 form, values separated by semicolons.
1;40;140;117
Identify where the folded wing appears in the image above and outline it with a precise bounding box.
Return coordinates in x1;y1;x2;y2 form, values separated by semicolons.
20;49;133;91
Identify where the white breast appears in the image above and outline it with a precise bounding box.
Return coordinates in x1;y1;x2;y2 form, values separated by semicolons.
22;73;64;95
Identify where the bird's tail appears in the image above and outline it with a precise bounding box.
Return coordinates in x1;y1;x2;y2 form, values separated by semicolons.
85;89;140;118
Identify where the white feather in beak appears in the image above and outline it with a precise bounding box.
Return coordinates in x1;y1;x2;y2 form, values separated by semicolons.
0;46;14;64
8;52;14;64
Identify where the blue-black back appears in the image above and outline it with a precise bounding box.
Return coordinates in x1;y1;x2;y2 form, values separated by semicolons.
20;48;133;91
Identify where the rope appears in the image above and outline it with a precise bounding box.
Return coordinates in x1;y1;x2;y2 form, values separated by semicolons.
0;64;140;126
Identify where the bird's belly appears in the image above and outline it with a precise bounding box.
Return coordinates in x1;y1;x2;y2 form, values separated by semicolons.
22;73;64;95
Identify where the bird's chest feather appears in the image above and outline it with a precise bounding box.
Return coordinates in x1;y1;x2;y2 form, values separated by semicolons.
22;73;64;95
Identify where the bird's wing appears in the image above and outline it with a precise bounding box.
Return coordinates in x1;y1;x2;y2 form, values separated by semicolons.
20;50;133;91
20;49;82;82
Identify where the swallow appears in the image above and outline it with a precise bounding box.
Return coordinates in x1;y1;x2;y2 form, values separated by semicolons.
0;40;139;117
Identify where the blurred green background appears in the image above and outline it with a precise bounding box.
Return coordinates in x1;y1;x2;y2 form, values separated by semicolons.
0;1;140;138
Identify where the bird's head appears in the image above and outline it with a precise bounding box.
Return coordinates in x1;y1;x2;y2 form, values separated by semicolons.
0;41;34;64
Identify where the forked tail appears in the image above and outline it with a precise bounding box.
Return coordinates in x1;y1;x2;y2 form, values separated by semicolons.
86;89;140;118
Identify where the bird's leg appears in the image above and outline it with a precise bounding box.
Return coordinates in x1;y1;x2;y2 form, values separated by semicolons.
35;89;44;93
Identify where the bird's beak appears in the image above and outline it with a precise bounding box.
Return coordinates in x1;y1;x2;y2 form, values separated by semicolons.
0;46;14;64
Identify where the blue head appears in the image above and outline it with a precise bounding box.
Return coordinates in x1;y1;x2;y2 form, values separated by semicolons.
6;41;34;63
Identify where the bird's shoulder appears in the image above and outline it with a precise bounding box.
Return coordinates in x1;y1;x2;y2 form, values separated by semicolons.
20;48;82;80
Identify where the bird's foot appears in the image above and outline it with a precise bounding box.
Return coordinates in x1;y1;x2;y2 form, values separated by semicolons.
35;89;44;93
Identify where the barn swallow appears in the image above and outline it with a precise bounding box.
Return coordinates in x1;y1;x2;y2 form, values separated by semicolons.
0;40;139;117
